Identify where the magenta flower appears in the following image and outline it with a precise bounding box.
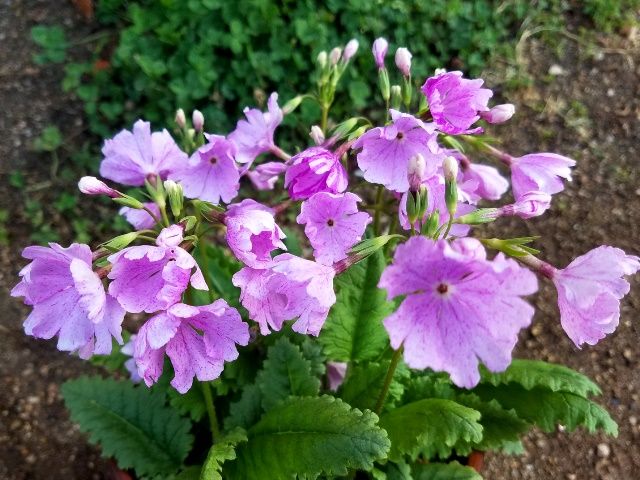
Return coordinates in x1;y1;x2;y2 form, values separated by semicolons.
119;202;160;230
508;153;576;200
169;134;240;204
228;92;283;165
297;192;371;265
247;161;288;191
108;225;207;313
232;254;336;336
421;71;493;135
134;301;250;393
284;147;348;200
549;247;640;347
372;38;389;69
11;243;125;358
100;120;187;186
353;110;444;192
380;237;537;388
225;199;287;268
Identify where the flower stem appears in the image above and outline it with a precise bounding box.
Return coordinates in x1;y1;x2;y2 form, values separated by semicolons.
442;215;454;239
321;103;330;132
374;347;403;415
372;186;385;235
201;381;220;442
142;206;162;226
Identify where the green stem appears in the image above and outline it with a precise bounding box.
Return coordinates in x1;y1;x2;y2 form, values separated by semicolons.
442;215;454;239
142;206;162;226
374;347;403;415
201;381;220;442
320;103;330;132
159;204;170;227
372;186;385;235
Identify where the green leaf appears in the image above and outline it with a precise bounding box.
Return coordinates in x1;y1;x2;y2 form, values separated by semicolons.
256;337;321;411
379;399;483;462
340;361;409;412
201;428;248;480
61;376;193;477
320;250;392;362
474;384;618;436
413;461;482;480
168;385;207;422
225;396;390;479
33;126;63;152
195;243;242;308
481;359;601;397
224;384;263;431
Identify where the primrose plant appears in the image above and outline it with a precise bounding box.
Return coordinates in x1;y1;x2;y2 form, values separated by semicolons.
12;38;638;480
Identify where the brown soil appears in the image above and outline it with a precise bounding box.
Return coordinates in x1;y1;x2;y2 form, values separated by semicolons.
0;2;638;479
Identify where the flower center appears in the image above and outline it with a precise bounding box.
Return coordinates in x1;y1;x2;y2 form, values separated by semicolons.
327;219;335;227
396;132;404;140
210;156;218;165
436;283;449;295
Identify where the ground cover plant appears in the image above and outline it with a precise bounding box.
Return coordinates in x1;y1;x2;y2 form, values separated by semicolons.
11;37;639;479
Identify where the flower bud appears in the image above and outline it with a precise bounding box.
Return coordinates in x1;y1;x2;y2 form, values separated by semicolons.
480;104;515;124
164;180;184;217
443;156;458;216
192;110;204;133
329;47;342;66
443;156;459;181
317;50;328;68
390;85;402;109
102;232;142;252
395;47;412;77
332;117;359;141
113;194;145;210
78;176;120;198
378;68;390;102
372;37;388;69
407;154;426;192
501;191;551;219
434;67;447;76
310;125;325;145
175;108;186;129
282;95;304;115
406;191;420;227
180;215;198;232
343;39;359;62
422;209;440;237
456;208;500;225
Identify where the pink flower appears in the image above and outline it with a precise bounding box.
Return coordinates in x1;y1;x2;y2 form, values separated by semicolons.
108;225;207;313
394;47;412;77
372;38;389;69
550;247;639;347
232;254;336;336
509;153;576;200
100;120;187;186
225;199;287;268
11;243;125;358
134;301;249;393
297;192;371;265
228;92;283;165
327;361;348;391
169;134;240;204
480;104;515;124
247;161;288;191
284;147;348;200
457;155;509;201
119;202;160;230
380;237;537;388
421;71;493;135
500;191;551;219
353;110;444;192
78;176;120;198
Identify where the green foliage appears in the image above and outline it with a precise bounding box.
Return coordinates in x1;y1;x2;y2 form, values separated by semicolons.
413;461;482;480
340;361;409;412
33;125;63;152
168;385;207;422
583;0;640;32
320;250;392;362
379;398;483;462
224;384;263;431
194;243;242;308
61;376;193;478
224;396;390;479
31;26;68;64
201;428;248;480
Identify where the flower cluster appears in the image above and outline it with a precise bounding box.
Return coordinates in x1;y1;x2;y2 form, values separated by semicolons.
12;37;638;395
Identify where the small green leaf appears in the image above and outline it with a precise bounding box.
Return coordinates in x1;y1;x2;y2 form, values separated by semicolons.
340;361;409;412
168;385;207;422
225;396;390;479
201;428;248;480
413;461;482;480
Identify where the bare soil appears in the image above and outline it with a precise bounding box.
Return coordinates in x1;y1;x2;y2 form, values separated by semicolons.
0;2;638;479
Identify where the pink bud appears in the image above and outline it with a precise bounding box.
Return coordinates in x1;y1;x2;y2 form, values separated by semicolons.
407;153;426;191
372;38;388;69
394;47;412;77
342;39;359;62
329;47;342;66
78;176;120;198
442;156;459;181
175;108;186;129
480;104;515;124
310;125;325;145
503;191;552;219
192;110;204;132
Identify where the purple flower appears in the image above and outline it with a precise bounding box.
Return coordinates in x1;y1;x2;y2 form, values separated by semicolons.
225;199;287;268
372;38;389;69
500;191;552;219
78;176;120;198
134;301;250;393
297;192;371;265
327;361;348;391
108;225;207;314
480;104;515;124
353;111;444;192
509;153;576;200
549;247;639;347
11;243;125;358
247;161;288;191
459;161;509;202
421;71;493;135
228;92;283;165
169;134;240;204
394;47;412;77
119;202;160;230
380;237;537;388
232;254;336;336
100;120;187;186
284;147;348;200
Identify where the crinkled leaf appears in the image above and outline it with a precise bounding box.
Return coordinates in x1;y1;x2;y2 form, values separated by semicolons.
168;385;207;422
340;361;409;412
320;250;392;362
201;428;247;480
379;398;483;462
224;396;390;479
224;384;263;431
412;461;482;480
62;376;193;478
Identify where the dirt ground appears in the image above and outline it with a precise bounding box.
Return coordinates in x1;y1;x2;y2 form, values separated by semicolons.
0;2;638;479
